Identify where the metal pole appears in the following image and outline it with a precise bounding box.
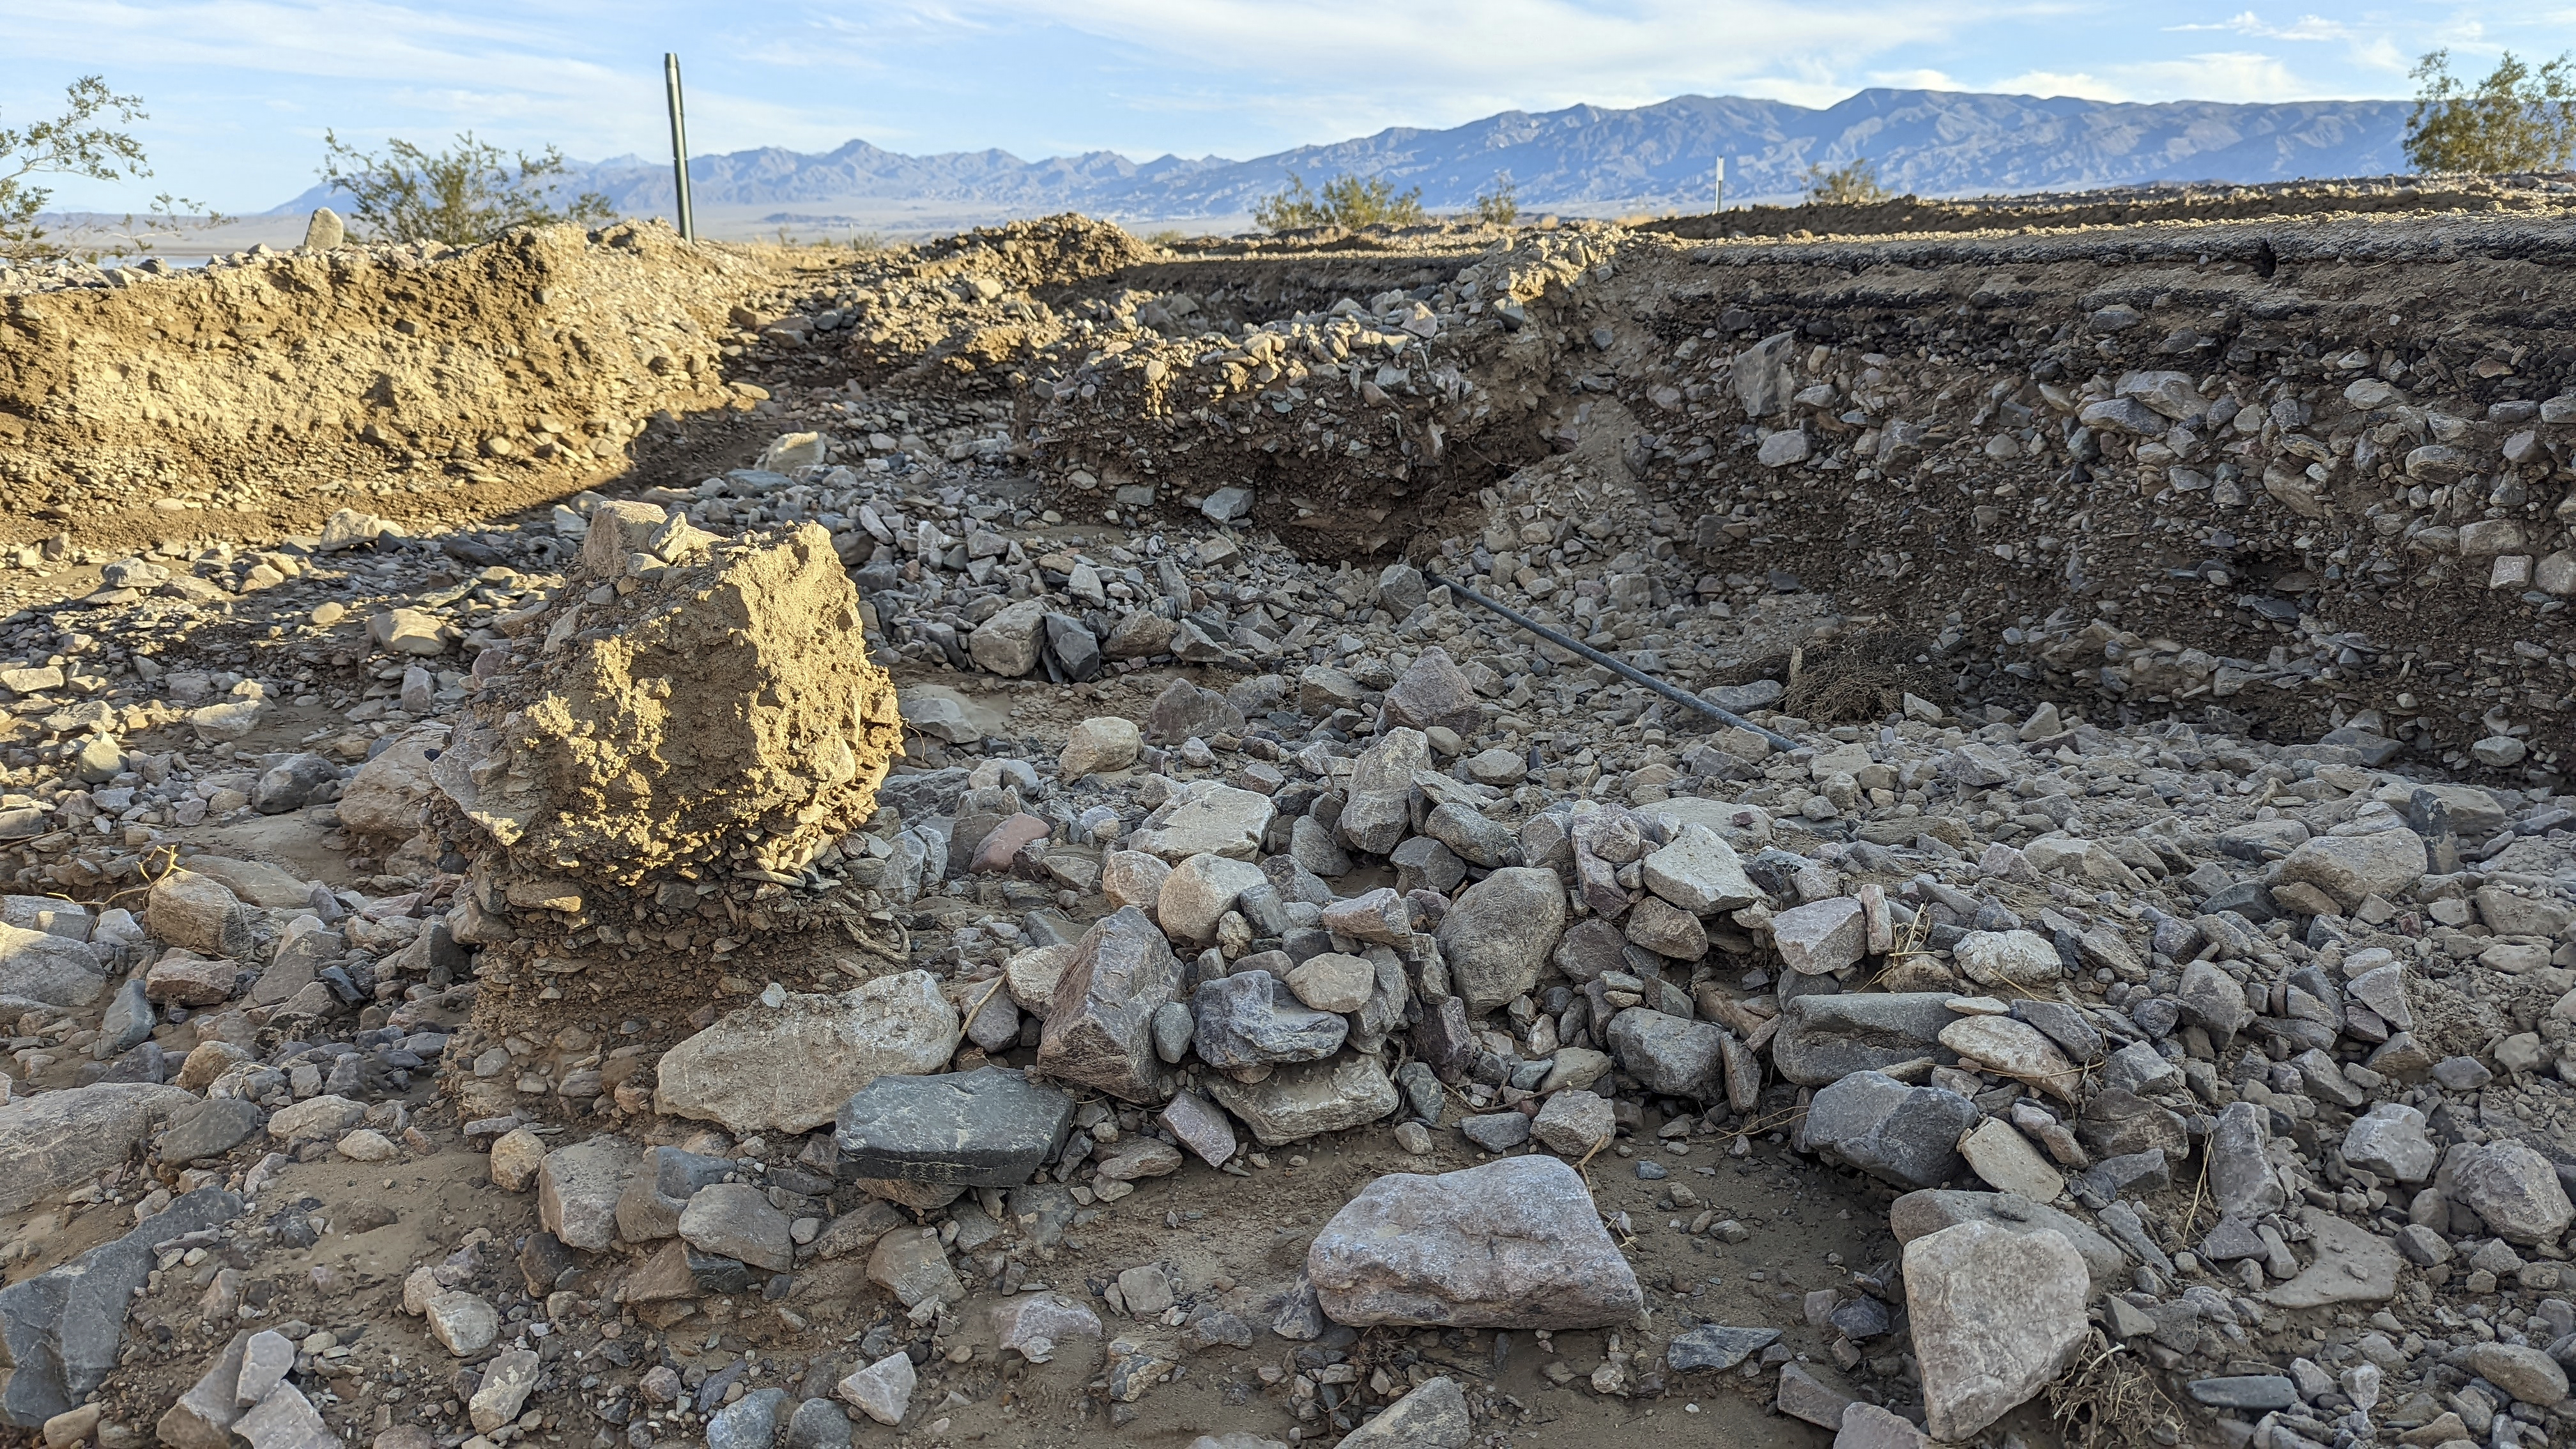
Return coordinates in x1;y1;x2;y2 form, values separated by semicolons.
1713;156;1725;213
1422;569;1800;751
664;53;695;242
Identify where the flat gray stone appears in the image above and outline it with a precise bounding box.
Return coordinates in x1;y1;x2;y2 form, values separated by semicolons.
0;1186;240;1426
1774;993;1958;1085
1803;1071;1975;1190
835;1066;1072;1186
0;1082;194;1213
1666;1324;1781;1372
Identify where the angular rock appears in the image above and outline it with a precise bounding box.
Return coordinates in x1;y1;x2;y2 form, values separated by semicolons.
1160;1091;1238;1167
656;971;962;1133
612;1146;731;1240
1889;1189;2129;1299
1958;1119;2064;1201
2207;1101;2284;1220
468;1349;541;1433
2342;1103;2435;1184
1904;1220;2088;1441
537;1137;635;1253
1773;897;1866;975
678;1182;794;1271
2437;1140;2574;1245
1530;1090;1614;1156
1206;1054;1399;1146
1436;867;1567;1013
1804;1071;1975;1189
991;1293;1105;1364
1133;785;1272;862
833;1067;1072;1186
1953;930;2063;990
2453;1343;2568;1406
155;1332;252;1449
836;1351;916;1427
1156;854;1266;945
2278;831;2428;910
1640;825;1758;915
1378;648;1481;738
1192;970;1347;1069
1666;1324;1781;1372
1338;728;1430;855
1284;953;1374;1013
146;870;257;958
1606;1007;1725;1098
1307;1156;1643;1328
1038;907;1185;1103
154;1098;267;1167
1339;1376;1471;1449
1774;993;1959;1085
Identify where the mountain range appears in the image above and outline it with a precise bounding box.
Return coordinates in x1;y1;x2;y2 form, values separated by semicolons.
268;88;2415;234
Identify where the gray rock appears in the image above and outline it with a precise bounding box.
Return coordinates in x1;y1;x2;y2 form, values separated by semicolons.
1436;867;1568;1013
1151;1000;1195;1063
1888;1190;2129;1300
1037;907;1186;1103
1666;1324;1781;1372
153;1098;266;1166
468;1349;544;1433
0;1082;193;1213
783;1397;853;1449
1640;825;1758;914
2437;1140;2575;1245
1423;803;1520;869
2099;1041;2180;1096
1530;1090;1614;1156
302;208;343;249
1904;1220;2089;1442
1605;1007;1725;1098
98;977;154;1054
1803;1071;1976;1190
1378;648;1481;739
0;1186;239;1426
2278;830;2428;909
836;1350;916;1426
2342;1103;2437;1184
834;1067;1072;1186
678;1183;793;1271
2207;1101;2284;1220
2451;1343;2568;1406
1144;680;1245;744
1338;1376;1471;1449
537;1137;635;1253
1459;1112;1531;1152
1206;1054;1399;1146
656;972;962;1133
1338;727;1430;855
2174;961;2251;1039
1306;1156;1643;1329
252;753;341;814
1191;970;1347;1069
1774;993;1958;1085
1772;896;1866;974
0;923;105;1008
156;1332;253;1449
1376;564;1429;618
615;1146;733;1242
2187;1376;2296;1411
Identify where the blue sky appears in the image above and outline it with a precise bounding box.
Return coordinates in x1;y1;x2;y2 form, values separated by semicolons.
4;0;2570;212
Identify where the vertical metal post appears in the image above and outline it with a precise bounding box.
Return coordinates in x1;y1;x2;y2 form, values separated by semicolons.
664;53;695;241
1713;156;1726;214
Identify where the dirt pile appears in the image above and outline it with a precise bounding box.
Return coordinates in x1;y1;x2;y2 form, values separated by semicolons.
0;222;767;552
427;516;903;1072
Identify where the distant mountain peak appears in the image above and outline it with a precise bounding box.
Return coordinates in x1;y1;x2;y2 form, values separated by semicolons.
264;88;2409;229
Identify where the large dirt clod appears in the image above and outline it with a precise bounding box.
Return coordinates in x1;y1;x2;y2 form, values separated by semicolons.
435;521;902;889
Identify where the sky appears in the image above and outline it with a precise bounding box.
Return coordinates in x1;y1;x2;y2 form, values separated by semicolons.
3;0;2570;214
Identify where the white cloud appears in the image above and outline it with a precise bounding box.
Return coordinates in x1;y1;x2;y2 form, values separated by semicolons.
1993;50;2337;103
2167;11;2350;41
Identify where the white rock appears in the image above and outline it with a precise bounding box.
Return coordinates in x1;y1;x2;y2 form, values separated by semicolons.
836;1351;916;1426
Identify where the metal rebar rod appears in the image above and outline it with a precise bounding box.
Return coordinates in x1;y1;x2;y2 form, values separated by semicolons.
1422;569;1800;751
664;54;696;243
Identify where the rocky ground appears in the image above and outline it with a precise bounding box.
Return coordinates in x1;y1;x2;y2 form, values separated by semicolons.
1;203;2573;1449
